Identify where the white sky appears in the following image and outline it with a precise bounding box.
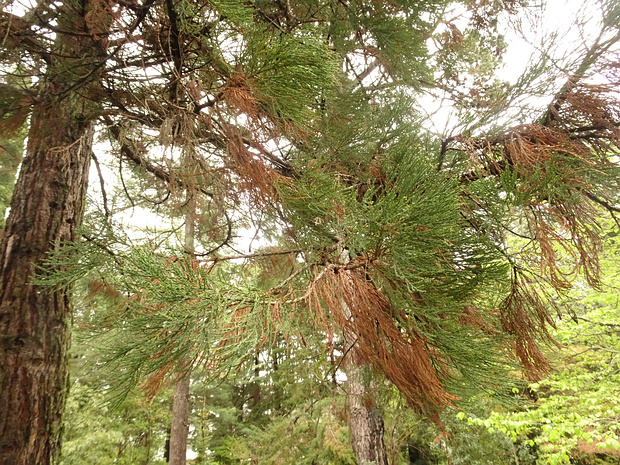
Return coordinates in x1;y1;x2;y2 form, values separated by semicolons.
421;0;614;135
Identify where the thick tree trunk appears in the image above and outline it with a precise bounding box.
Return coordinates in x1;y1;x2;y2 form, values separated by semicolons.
0;1;109;461
346;356;389;465
0;97;93;464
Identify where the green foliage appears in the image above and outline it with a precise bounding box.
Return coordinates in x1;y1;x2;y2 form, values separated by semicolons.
60;332;171;465
278;97;517;406
240;27;340;128
182;335;355;465
61;383;170;465
454;234;620;464
69;244;284;403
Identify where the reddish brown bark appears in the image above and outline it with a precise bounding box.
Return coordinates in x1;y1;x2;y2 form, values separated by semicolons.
0;94;93;464
0;1;111;461
346;357;389;465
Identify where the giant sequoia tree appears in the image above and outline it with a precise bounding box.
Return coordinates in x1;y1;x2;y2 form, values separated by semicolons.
0;1;112;463
1;0;620;463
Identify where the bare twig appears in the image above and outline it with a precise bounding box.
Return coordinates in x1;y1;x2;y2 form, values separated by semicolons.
199;248;302;263
91;153;110;218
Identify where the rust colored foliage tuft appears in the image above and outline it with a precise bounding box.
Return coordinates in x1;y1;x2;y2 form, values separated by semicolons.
84;0;120;48
222;73;263;126
499;270;559;380
308;265;457;416
225;125;287;206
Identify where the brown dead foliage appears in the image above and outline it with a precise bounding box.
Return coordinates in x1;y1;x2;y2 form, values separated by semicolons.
222;73;263;126
526;200;601;291
225;125;287;206
456;80;620;293
140;360;176;400
499;270;559;380
84;0;120;47
307;264;457;415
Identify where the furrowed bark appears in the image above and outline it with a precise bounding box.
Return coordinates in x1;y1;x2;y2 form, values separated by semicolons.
0;96;93;464
347;364;388;465
0;0;109;462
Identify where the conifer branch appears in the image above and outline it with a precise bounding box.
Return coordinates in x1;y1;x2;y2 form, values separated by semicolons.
241;135;298;178
270;263;309;292
118;153;136;208
91;153;110;218
199;248;302;263
201;210;234;257
104;116;215;199
582;190;620;214
539;27;620;127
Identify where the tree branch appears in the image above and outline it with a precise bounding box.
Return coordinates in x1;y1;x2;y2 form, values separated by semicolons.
0;12;52;63
103;116;215;199
199;248;302;263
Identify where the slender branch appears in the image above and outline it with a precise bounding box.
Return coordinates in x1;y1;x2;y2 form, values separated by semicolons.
582;190;620;229
199;248;302;263
91;153;110;218
270;263;310;292
118;154;136;208
103;116;215;198
574;316;620;329
200;210;234;257
582;190;620;213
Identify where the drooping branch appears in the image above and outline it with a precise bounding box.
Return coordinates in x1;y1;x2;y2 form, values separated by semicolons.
0;12;52;62
103;116;214;199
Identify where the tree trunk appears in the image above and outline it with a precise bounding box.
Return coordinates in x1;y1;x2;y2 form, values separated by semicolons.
169;378;190;465
168;194;196;465
346;357;389;465
0;1;110;462
339;248;388;465
0;96;93;464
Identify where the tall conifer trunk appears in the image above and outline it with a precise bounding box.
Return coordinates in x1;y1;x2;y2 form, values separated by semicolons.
0;93;93;464
0;1;109;462
346;364;388;465
169;378;190;464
